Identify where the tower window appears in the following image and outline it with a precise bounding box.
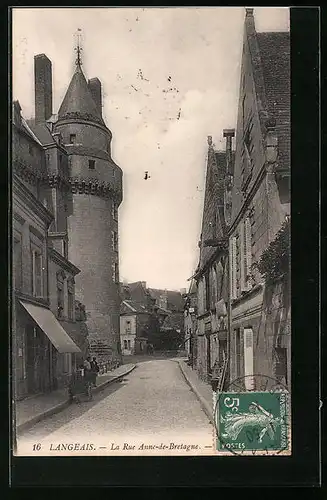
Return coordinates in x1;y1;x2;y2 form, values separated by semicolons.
89;159;95;170
69;134;76;144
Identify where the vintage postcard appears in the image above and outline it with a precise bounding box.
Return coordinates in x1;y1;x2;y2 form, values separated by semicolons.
11;7;291;458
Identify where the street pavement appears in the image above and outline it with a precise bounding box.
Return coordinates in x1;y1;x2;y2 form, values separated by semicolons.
16;359;214;456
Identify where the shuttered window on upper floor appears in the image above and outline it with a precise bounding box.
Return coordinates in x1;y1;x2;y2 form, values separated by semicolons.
240;218;253;294
31;248;43;298
229;236;237;301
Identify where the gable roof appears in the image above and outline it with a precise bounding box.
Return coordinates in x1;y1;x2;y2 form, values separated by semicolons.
26;120;57;147
148;288;184;312
198;145;229;269
120;299;150;315
21;118;44;147
256;31;290;171
58;63;104;126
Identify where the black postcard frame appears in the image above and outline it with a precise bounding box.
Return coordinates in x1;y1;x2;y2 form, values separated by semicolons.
4;6;321;489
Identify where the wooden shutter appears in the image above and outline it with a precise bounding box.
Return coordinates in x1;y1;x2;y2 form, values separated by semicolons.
244;217;252;290
240;222;246;292
32;249;36;296
243;328;254;390
229;237;237;300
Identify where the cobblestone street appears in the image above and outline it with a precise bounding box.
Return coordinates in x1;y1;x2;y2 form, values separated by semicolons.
16;359;214;456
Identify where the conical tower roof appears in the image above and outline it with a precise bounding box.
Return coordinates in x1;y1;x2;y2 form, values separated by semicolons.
58;62;104;125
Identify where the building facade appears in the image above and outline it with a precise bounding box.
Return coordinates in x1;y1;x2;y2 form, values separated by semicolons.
28;49;123;364
120;311;137;355
12;99;85;400
227;9;291;390
189;9;290;392
119;282;185;354
119;282;154;354
193;136;232;384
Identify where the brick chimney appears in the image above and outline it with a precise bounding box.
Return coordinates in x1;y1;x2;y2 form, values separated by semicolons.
223;129;235;175
88;78;102;116
13;100;22;126
245;7;255;35
34;54;53;123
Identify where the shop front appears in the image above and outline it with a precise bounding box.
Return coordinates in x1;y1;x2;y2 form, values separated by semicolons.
17;299;81;398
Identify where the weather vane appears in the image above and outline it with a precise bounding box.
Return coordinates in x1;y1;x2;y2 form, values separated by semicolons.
74;28;83;66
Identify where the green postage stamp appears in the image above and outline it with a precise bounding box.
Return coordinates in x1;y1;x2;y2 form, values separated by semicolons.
214;391;291;455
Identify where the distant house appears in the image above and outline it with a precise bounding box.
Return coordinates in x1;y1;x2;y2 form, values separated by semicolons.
148;288;185;350
120;299;151;355
119;282;185;354
119;282;155;354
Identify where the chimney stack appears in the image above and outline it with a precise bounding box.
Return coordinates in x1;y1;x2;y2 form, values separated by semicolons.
13;101;22;126
245;7;255;36
223;129;235;175
88;78;102;116
34;54;53;123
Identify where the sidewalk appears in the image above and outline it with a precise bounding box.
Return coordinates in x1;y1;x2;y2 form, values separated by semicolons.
16;363;136;434
175;359;214;424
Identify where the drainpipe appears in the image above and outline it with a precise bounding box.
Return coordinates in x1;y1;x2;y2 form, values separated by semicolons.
222;128;235;392
225;252;232;391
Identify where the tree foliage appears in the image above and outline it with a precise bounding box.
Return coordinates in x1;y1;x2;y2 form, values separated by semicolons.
255;218;290;283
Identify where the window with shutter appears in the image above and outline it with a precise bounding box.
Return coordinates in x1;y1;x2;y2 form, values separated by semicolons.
31;249;43;297
14;237;22;290
235;233;241;296
243;328;254;390
244;217;252;290
240;222;246;292
205;270;210;311
229;237;237;300
235;328;241;379
68;282;74;320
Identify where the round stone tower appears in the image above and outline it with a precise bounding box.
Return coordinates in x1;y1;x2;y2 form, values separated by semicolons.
54;51;123;363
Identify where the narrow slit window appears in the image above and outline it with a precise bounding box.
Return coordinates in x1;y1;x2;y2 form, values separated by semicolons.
89;159;95;170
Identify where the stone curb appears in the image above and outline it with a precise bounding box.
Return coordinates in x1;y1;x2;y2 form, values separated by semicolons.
176;360;214;425
17;364;136;434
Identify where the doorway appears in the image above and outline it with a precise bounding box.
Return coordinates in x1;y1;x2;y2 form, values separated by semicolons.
25;324;53;394
243;327;254;390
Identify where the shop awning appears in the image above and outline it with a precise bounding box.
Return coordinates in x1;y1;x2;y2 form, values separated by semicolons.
19;300;81;354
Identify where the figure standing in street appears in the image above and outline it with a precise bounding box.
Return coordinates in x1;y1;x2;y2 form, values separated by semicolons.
90;357;100;387
83;356;92;400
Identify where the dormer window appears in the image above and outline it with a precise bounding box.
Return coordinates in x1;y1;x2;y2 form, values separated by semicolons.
89;159;95;170
70;134;76;144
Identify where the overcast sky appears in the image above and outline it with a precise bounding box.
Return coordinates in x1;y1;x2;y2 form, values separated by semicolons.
12;7;290;291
